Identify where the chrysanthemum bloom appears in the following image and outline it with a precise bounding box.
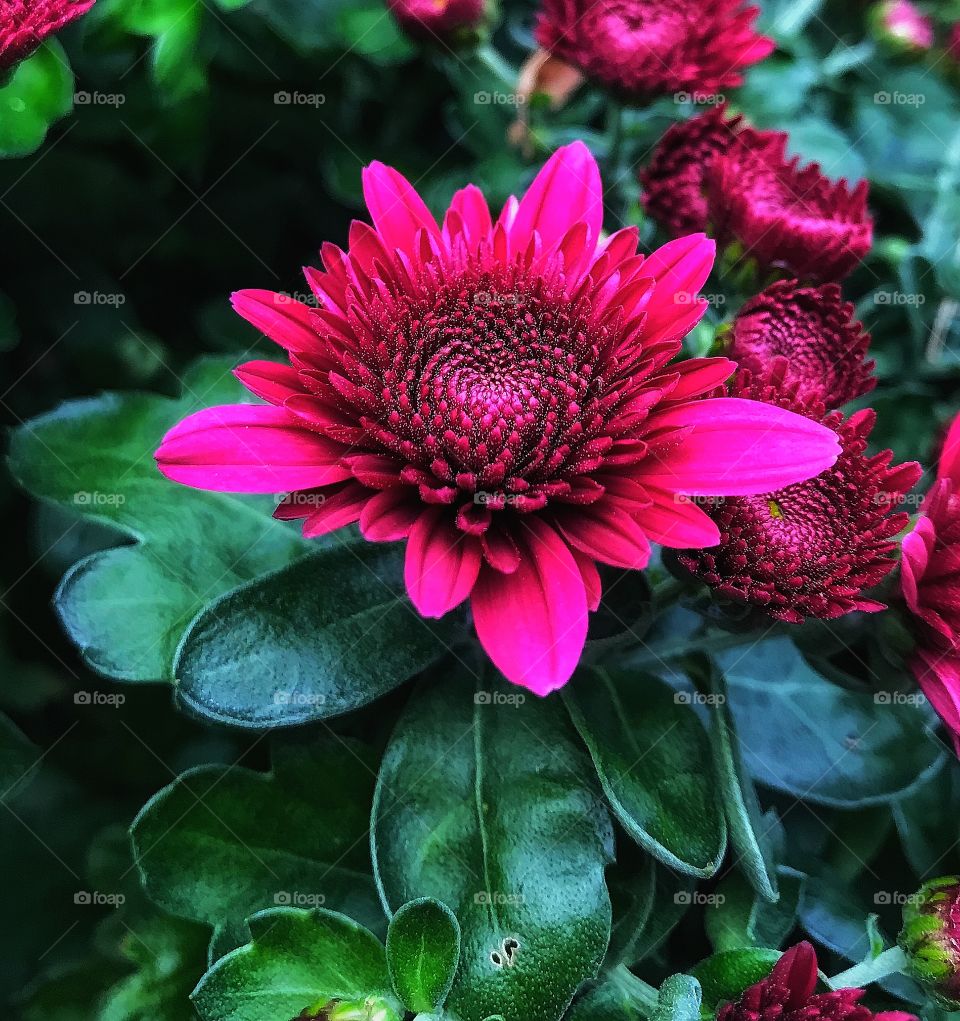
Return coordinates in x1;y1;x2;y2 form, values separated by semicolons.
708;131;873;282
870;0;934;53
533;0;773;102
386;0;486;41
718;942;915;1021
0;0;95;72
899;876;960;1009
729;279;875;409
679;361;920;622
155;143;842;694
901;412;960;753
640;104;749;237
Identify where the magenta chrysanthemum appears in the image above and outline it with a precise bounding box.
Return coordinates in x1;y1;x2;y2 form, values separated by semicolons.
901;412;960;754
730;279;875;408
533;0;773;101
708;130;873;281
640;103;747;237
155;143;841;694
0;0;95;71
718;942;915;1021
386;0;485;39
679;361;920;622
871;0;934;52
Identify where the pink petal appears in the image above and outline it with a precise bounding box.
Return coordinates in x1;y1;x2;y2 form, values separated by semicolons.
553;504;651;569
939;411;960;487
404;508;481;618
641;398;841;496
632;486;722;548
510;141;603;255
233;361;303;405
900;515;935;615
361;161;440;255
471;518;588;696
665;357;736;400
448;184;492;245
640;234;716;345
230;290;318;353
155;405;349;493
571;548;602;611
301;482;370;538
770;943;818;1007
359;489;421;541
914;649;960;751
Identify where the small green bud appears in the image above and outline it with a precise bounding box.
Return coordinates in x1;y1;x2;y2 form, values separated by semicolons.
899;876;960;1009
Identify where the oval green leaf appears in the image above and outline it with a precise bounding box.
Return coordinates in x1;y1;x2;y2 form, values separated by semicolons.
387;898;461;1013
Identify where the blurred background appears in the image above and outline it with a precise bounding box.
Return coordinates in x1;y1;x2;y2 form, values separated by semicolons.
1;0;960;1015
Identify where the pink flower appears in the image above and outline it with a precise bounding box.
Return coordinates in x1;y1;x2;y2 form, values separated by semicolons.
708;130;873;282
155;143;840;695
718;942;916;1021
533;0;773;102
679;361;919;623
871;0;934;53
948;23;960;64
901;412;960;753
386;0;486;40
730;279;875;409
0;0;95;70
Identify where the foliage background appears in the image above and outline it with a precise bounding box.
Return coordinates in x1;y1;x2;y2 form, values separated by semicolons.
2;0;960;1017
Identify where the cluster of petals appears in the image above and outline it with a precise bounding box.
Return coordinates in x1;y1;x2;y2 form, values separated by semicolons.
718;942;915;1021
730;279;875;409
679;361;920;623
0;0;94;70
533;0;773;102
871;0;934;52
641;108;872;282
901;413;960;754
386;0;485;40
155;142;841;695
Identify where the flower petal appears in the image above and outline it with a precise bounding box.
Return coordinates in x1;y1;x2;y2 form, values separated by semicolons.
301;482;371;538
404;508;481;618
471;518;588;696
234;360;303;405
632;486;722;548
641;234;716;345
361;161;441;255
770;942;818;1008
553;503;651;569
642;397;841;496
510;141;603;254
230;290;318;352
359;488;421;541
155;404;349;493
939;411;960;487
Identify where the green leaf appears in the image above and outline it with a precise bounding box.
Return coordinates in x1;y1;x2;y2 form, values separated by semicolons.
191;908;392;1021
131;739;382;958
8;357;307;683
690;950;780;1012
609;861;693;967
174;541;462;728
706;666;779;904
564;668;726;877
0;41;74;158
372;674;614;1021
705;870;804;953
0;711;37;798
718;639;944;807
650;974;701;1021
565;966;659;1021
386;898;461;1014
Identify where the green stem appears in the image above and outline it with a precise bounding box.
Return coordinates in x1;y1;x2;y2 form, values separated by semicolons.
826;946;910;990
613;966;660;1016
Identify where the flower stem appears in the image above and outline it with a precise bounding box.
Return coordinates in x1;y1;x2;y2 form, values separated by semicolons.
826;946;910;990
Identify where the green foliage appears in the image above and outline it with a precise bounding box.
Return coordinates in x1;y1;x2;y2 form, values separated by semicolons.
386;898;461;1013
0;42;74;157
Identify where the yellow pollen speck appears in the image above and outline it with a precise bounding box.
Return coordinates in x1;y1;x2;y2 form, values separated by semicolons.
768;499;784;519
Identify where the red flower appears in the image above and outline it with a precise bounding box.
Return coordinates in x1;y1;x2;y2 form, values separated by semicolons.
708;130;872;281
155;143;841;695
679;361;920;622
730;279;875;409
718;942;915;1021
640;103;747;237
533;0;773;102
386;0;486;40
901;412;960;753
0;0;95;71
